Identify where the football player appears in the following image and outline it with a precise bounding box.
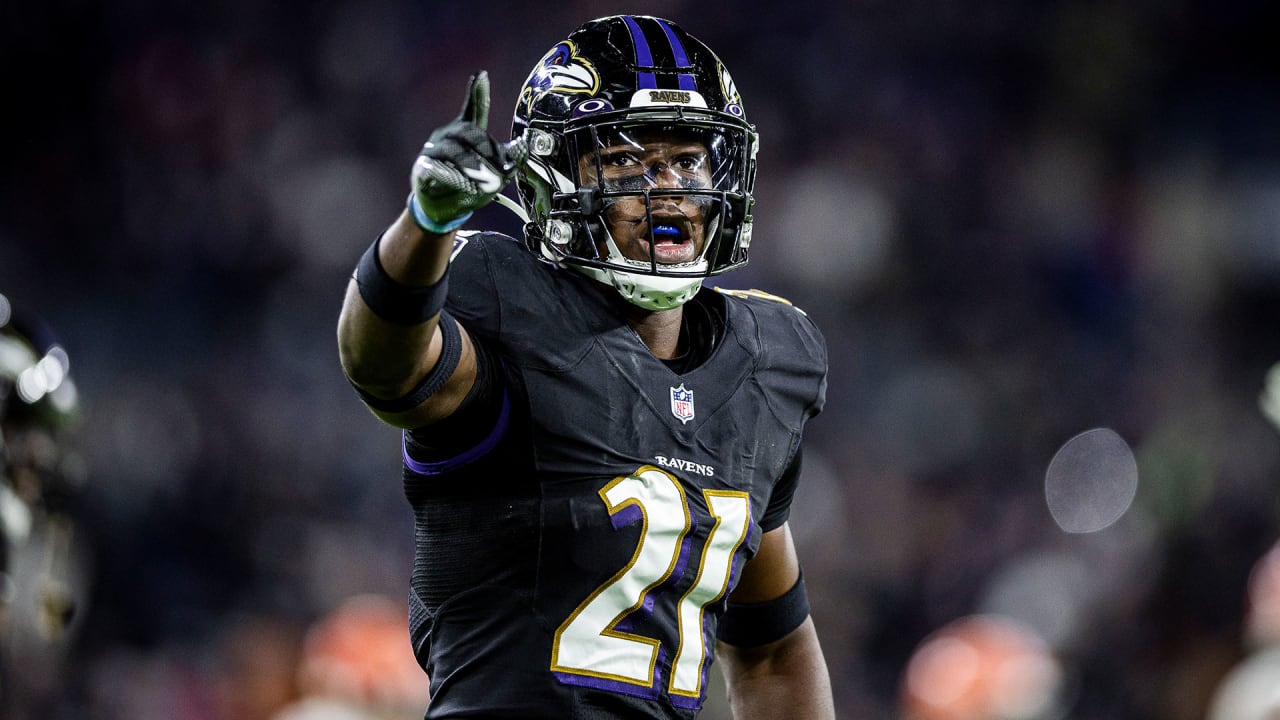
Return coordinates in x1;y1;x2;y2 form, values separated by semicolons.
337;15;835;719
0;293;84;708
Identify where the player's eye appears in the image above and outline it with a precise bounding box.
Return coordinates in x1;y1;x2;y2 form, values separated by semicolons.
601;150;640;168
674;154;705;172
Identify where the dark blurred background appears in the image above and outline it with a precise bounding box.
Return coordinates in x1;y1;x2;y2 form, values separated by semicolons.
2;1;1279;718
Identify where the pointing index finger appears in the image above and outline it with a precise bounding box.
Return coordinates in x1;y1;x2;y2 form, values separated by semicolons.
459;70;491;131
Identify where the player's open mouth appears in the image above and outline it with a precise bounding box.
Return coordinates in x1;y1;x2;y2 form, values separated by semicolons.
645;222;697;264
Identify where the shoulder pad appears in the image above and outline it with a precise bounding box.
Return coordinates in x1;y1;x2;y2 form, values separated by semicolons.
713;287;809;316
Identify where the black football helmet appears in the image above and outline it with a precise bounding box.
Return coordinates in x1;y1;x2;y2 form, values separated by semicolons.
512;15;759;310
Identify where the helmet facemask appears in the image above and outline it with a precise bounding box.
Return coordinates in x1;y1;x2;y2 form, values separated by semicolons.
521;111;756;310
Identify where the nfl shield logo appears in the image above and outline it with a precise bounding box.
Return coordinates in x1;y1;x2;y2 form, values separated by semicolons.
670;384;695;424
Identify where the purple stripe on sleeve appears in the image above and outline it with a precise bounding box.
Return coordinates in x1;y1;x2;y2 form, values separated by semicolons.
623;15;657;89
401;386;511;475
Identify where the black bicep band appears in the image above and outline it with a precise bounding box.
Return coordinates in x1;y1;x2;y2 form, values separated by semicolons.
352;310;463;414
355;235;449;326
716;571;811;648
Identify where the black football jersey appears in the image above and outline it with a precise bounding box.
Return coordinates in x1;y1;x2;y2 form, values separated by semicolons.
397;231;827;719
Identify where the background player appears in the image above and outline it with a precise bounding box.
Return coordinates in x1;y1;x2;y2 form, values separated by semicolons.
0;292;85;711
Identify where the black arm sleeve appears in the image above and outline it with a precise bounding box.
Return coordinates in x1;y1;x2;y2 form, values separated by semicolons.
403;334;505;464
350;310;463;414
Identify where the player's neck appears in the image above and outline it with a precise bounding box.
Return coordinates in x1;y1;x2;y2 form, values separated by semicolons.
626;306;684;360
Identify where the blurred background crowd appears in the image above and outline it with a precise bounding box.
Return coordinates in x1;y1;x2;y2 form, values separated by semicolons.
2;0;1278;718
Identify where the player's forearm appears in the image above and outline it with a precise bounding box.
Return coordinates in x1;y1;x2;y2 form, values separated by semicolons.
337;211;455;397
377;210;456;286
718;619;836;720
341;70;519;407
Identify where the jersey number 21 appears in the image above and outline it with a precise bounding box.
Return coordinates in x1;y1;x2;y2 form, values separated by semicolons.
551;466;752;703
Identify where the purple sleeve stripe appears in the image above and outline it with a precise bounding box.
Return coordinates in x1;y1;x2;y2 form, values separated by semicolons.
401;386;511;476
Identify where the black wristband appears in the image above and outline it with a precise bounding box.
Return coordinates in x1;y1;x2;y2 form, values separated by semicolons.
351;310;464;414
716;571;811;648
355;235;449;325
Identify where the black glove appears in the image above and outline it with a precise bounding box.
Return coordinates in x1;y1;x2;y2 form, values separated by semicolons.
409;71;528;233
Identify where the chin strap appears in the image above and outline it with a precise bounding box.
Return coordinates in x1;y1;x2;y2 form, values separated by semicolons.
493;193;531;224
511;194;706;310
572;263;703;311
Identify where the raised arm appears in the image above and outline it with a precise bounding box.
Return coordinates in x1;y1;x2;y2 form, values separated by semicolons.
336;71;525;429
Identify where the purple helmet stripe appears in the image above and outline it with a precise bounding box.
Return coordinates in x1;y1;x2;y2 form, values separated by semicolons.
655;18;698;91
623;15;658;89
655;19;690;67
